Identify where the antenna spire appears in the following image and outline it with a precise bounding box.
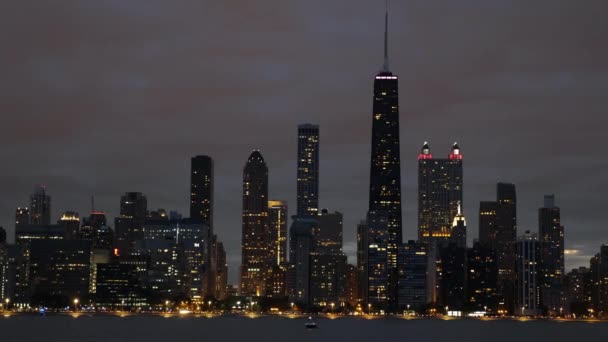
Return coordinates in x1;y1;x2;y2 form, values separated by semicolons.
383;0;390;71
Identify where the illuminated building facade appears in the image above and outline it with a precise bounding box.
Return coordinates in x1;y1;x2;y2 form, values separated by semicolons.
538;195;565;315
397;241;428;311
30;185;51;225
297;124;319;217
268;200;288;266
516;231;540;316
310;253;347;307
417;142;464;246
366;210;390;310
59;211;80;239
467;242;499;312
95;262;145;309
240;150;270;297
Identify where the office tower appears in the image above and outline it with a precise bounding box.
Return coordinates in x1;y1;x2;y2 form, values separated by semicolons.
288;217;317;307
240;150;270;297
397;240;428;311
467;242;499;312
214;239;228;300
564;267;591;316
115;192;148;246
15;207;30;227
28;240;93;305
538;195;565;315
479;183;517;313
15;224;65;246
316;209;343;254
598;245;608;314
346;264;359;308
366;210;390;310
95;263;145;309
417;142;464;246
190;155;214;227
82;212;113;249
297;124;319;217
30;185;51;225
368;7;402;274
148;209;168;221
59;211;80;239
450;203;467;249
437;242;467;311
516;231;540;316
268;200;288;266
0;227;5;245
357;220;368;305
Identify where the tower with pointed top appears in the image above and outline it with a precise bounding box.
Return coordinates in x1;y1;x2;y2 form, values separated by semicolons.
417;142;464;247
367;3;402;309
240;150;270;297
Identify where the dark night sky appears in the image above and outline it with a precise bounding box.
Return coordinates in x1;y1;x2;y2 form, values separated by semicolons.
1;0;607;283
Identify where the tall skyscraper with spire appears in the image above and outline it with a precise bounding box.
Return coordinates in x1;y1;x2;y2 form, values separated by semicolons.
297;124;319;217
240;150;270;297
368;2;402;270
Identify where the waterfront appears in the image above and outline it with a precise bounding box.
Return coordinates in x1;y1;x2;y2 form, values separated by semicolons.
0;314;606;342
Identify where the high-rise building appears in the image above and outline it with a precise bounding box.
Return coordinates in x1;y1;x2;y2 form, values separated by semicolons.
417;142;464;246
288;217;317;307
356;219;368;305
346;264;359;308
240;150;270;297
366;210;390;310
0;227;6;245
82;212;113;249
297;124;319;217
316;209;343;254
538;195;565;315
397;241;428;311
190;155;214;227
564;267;591;316
30;186;51;225
213;238;228;300
59;211;80;239
115;192;148;246
450;204;467;249
15;207;30;227
479;183;517;313
516;231;540;316
268;200;288;266
467;242;499;313
366;7;402;312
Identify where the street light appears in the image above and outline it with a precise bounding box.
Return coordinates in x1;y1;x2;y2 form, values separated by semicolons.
330;302;335;313
367;303;372;314
73;298;79;312
208;300;212;311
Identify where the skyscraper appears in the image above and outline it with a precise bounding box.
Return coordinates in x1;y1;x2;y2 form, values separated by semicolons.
417;142;464;246
538;194;565;314
190;155;214;227
115;192;148;246
297;124;319;217
59;211;80;239
30;185;51;225
240;150;270;297
516;231;540;316
368;6;402;291
15;207;30;227
268;200;288;266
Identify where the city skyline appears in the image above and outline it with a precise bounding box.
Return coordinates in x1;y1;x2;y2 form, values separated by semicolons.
1;0;607;285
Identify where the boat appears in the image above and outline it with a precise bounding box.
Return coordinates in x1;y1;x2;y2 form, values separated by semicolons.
305;317;318;329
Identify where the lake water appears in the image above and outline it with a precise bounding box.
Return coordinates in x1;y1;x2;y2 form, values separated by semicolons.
0;315;605;342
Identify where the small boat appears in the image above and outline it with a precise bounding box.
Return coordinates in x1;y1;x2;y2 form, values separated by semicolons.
305;317;318;329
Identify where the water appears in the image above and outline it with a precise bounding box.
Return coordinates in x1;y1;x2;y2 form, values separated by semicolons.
0;315;605;342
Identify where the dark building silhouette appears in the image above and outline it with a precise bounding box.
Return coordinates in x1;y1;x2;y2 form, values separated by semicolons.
15;207;30;227
30;186;51;225
0;226;6;245
190;155;214;227
538;195;565;315
115;192;148;247
82;212;113;249
356;219;368;305
564;266;591;316
366;210;390;310
288;217;317;308
450;204;467;249
297;124;319;217
437;243;467;311
316;209;343;254
95;263;145;309
417;142;464;246
240;150;270;297
213;237;228;300
479;183;517;313
397;241;428;311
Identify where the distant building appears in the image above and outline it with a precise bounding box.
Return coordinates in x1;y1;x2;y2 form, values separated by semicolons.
240;150;270;297
268;200;288;267
467;241;499;312
345;264;359;308
115;192;148;247
538;195;565;315
190;155;214;227
516;231;540;316
297;124;320;218
213;237;228;300
366;211;390;310
316;210;343;254
417;142;463;246
356;220;368;305
15;224;65;246
81;212;113;249
310;253;347;308
30;186;51;225
95;263;146;309
564;267;591;316
15;207;30;227
288;217;317;307
59;211;80;239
